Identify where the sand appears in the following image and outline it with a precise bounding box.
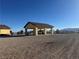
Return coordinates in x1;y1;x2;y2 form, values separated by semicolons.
0;34;79;59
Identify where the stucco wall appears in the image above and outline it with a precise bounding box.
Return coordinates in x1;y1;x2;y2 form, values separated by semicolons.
0;29;11;35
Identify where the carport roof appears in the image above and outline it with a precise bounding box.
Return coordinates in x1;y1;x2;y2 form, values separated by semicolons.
24;22;54;28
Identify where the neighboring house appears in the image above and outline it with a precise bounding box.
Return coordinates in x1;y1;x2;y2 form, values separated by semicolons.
0;24;11;35
24;22;54;36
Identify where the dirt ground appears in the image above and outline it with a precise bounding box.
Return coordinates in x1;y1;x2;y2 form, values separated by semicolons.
0;34;79;59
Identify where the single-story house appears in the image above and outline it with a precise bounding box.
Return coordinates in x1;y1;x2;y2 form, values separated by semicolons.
24;22;54;36
0;24;11;35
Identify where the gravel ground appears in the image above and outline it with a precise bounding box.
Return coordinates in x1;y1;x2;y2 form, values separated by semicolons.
0;34;79;59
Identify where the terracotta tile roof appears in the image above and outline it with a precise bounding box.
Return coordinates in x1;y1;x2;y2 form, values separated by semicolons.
0;24;10;29
24;22;54;28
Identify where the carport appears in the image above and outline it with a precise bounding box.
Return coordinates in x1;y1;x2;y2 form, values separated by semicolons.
24;22;54;36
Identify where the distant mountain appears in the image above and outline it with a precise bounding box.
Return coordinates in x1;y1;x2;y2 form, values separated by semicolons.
60;28;79;32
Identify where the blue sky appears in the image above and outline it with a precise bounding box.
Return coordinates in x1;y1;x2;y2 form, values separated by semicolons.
0;0;79;32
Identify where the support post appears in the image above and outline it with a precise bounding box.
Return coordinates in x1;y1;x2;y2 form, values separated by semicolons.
34;27;38;36
51;28;53;35
44;28;47;35
25;28;27;35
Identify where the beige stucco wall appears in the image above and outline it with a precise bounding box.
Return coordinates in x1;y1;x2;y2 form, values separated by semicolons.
0;29;11;35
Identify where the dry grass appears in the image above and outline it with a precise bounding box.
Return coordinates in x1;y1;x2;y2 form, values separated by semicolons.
0;34;79;59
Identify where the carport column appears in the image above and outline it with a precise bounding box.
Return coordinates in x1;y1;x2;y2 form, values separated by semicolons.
25;28;27;35
35;27;38;36
51;28;53;35
44;28;47;35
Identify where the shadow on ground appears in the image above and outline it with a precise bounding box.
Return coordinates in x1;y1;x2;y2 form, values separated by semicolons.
0;34;26;38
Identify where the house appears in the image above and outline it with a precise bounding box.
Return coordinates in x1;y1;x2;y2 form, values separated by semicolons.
24;22;54;36
0;24;11;35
